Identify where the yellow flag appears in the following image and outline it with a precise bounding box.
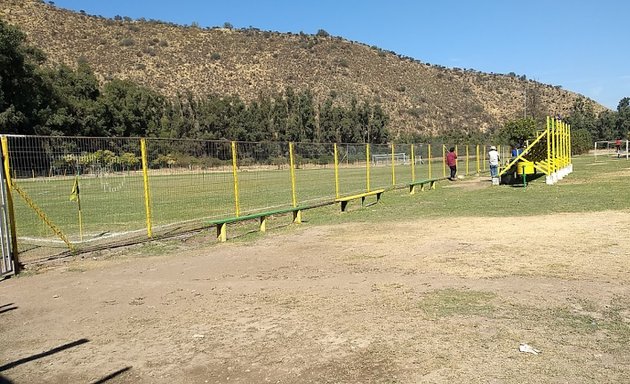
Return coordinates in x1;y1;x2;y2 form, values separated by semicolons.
70;177;79;200
70;176;81;210
70;175;83;240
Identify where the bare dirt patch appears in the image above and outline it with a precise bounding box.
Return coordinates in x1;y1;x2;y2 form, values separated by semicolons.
1;211;629;383
440;176;490;191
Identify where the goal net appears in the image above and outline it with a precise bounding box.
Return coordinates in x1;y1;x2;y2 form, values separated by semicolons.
594;140;629;159
372;152;409;165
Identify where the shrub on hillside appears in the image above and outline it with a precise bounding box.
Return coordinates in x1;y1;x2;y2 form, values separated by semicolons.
120;37;134;46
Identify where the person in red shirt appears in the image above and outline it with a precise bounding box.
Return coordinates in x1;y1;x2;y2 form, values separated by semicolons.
446;147;457;180
616;138;622;158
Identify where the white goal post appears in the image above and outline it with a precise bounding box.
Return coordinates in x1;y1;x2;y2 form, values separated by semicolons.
594;140;629;159
372;152;413;165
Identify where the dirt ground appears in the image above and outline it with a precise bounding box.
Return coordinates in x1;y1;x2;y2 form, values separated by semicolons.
1;210;629;383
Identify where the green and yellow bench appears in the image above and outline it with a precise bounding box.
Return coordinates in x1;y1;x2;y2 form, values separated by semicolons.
408;178;444;194
335;189;385;212
208;206;306;242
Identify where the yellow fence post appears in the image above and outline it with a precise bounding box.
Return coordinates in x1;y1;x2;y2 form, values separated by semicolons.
391;143;396;186
560;120;563;164
366;143;371;192
560;121;567;168
568;123;571;166
1;136;19;269
560;120;563;168
546;116;553;184
560;119;563;168
565;121;569;168
334;143;340;199
465;145;469;175
556;119;560;173
231;141;240;217
288;142;301;223
546;116;551;176
140;138;153;238
565;121;568;167
482;145;498;172
568;123;572;166
561;119;564;168
442;145;446;178
561;119;564;165
428;144;432;179
564;121;567;168
551;118;556;176
476;144;480;175
555;119;559;165
411;144;416;182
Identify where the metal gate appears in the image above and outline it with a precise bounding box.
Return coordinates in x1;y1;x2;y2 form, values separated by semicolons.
0;152;15;277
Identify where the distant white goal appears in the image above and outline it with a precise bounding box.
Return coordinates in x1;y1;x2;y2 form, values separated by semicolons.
371;152;423;165
594;140;629;159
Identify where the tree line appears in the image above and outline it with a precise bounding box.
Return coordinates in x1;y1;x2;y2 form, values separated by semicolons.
565;97;630;142
0;20;389;143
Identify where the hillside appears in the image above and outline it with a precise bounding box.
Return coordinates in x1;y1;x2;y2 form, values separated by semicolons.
0;0;608;138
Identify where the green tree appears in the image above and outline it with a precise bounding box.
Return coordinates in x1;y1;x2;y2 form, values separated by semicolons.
98;79;166;137
0;19;50;134
497;118;538;146
565;98;597;139
318;97;336;142
594;110;617;140
41;62;103;135
570;128;592;155
368;104;389;143
616;97;630;139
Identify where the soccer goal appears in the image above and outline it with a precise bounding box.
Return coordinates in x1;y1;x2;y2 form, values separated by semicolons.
372;152;409;165
594;140;629;159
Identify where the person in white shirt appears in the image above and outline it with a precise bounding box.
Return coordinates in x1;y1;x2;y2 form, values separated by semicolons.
488;146;500;179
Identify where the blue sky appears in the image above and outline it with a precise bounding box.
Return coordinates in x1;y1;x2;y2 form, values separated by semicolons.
51;0;629;110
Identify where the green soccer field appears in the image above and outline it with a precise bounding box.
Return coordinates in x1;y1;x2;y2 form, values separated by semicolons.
13;154;627;247
12;158;451;242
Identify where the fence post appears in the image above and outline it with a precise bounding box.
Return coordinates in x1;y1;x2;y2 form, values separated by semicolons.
289;142;301;223
497;145;501;168
560;120;564;169
552;119;557;177
140;138;153;238
562;121;572;167
547;117;551;179
476;144;480;175
231;141;240;217
1;136;19;272
411;144;416;182
391;143;396;186
456;145;459;176
466;145;469;175
334;143;340;199
558;120;563;170
428;144;432;179
485;145;488;171
570;124;575;164
366;143;371;192
442;145;446;178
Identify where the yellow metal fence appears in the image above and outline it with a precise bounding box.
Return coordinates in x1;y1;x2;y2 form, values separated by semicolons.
1;136;494;255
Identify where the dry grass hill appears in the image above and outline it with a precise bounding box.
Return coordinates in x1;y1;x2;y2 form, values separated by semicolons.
0;0;607;138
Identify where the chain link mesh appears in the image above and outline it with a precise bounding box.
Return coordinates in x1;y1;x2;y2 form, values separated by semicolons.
3;135;497;260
